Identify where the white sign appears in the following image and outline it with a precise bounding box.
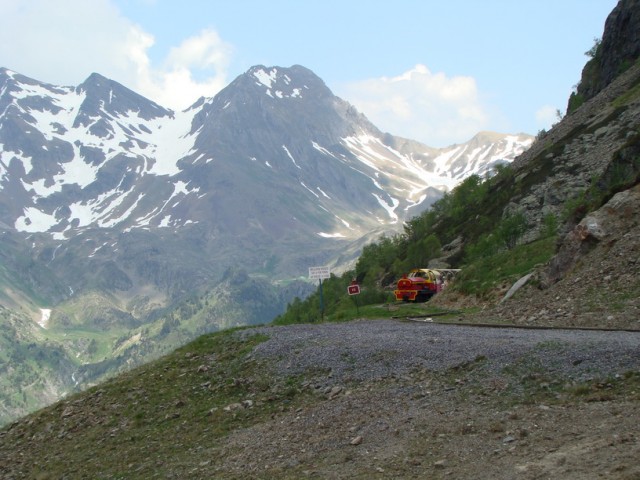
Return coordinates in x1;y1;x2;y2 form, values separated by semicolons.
309;266;331;280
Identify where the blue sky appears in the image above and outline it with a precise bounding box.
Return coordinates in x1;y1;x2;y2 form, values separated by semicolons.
1;0;617;147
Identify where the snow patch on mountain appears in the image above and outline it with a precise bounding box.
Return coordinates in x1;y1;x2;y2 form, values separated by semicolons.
1;66;533;243
252;67;306;100
311;141;338;159
131;109;196;176
14;207;57;232
253;68;278;89
317;231;346;238
104;193;145;229
372;193;400;223
38;308;51;329
343;134;457;193
283;145;301;169
301;181;320;198
431;133;533;180
11;74;196;185
1;148;31;178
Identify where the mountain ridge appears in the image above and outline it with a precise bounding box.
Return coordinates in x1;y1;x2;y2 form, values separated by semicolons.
1;65;532;241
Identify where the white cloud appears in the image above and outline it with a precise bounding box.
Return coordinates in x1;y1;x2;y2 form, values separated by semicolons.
1;0;128;84
139;29;233;110
337;64;490;147
535;105;561;132
0;0;231;111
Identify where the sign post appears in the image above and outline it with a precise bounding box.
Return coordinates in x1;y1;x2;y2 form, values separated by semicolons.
347;280;361;315
309;266;331;321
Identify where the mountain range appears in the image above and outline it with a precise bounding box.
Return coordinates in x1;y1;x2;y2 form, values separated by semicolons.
0;63;532;424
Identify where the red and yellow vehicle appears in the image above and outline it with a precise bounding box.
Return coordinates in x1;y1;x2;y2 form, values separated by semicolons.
394;268;460;302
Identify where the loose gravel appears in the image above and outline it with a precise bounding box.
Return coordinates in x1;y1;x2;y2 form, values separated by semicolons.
221;319;640;479
239;319;640;385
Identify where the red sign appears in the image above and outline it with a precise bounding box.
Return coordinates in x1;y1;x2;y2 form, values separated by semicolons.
347;283;361;295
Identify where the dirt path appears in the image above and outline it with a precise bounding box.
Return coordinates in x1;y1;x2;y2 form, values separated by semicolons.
211;320;640;479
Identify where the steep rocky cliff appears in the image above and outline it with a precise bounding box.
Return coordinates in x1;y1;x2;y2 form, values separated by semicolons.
573;0;640;104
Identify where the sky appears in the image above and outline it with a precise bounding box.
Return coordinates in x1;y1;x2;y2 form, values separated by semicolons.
1;0;618;147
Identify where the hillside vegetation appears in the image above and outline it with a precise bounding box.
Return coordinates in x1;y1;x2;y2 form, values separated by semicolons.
275;139;638;325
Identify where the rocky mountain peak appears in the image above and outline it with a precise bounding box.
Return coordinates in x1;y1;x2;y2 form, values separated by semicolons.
75;72;172;124
245;64;329;100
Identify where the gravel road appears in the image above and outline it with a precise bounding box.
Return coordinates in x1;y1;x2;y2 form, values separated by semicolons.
221;320;640;479
241;319;640;385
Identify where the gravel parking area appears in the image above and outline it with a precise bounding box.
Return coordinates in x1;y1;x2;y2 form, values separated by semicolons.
222;319;640;479
241;319;640;385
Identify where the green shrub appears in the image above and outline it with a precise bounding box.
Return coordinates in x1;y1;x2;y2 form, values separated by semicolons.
567;92;585;114
540;213;558;238
456;237;556;296
497;212;527;249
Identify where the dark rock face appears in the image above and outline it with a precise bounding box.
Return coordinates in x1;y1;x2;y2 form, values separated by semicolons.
575;0;640;103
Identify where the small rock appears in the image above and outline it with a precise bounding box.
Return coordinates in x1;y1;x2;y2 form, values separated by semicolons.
328;386;343;399
223;403;243;412
350;436;363;445
434;459;447;469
